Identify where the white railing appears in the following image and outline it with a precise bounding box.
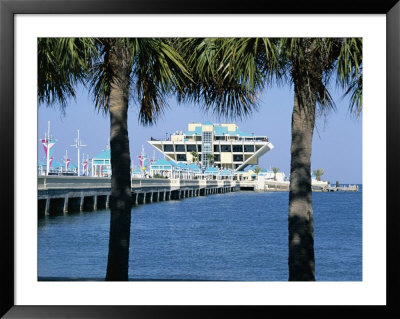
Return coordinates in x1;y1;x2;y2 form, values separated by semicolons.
38;176;236;190
131;178;171;188
38;176;111;189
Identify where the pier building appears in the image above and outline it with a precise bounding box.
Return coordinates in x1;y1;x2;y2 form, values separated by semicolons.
148;122;274;171
91;149;111;177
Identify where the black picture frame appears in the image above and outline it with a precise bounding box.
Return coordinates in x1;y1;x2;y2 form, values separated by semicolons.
1;0;399;318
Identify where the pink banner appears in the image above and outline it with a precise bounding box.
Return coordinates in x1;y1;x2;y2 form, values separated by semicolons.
138;155;148;169
81;160;88;174
41;138;56;158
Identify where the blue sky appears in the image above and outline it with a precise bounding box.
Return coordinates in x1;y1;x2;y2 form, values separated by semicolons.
38;82;362;184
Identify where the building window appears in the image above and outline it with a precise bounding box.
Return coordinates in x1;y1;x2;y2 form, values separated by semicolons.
214;145;220;152
214;154;220;162
220;145;231;152
175;145;185;152
232;145;243;152
186;144;196;152
244;145;255;152
177;154;187;161
202;131;213;168
233;155;243;162
163;144;174;152
197;145;202;152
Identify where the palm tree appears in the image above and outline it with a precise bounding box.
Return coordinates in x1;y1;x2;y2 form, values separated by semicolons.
190;150;199;164
272;167;280;181
38;38;190;281
177;38;362;281
206;153;215;166
313;169;325;181
253;166;262;176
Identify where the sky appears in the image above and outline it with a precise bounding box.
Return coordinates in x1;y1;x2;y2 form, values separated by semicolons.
38;82;362;184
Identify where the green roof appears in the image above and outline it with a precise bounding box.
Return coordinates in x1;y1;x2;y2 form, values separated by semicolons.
185;126;203;135
219;169;232;176
177;162;189;169
185;124;254;137
205;166;218;174
151;158;176;167
68;163;77;170
188;163;201;172
93;149;111;160
50;160;63;168
213;126;228;135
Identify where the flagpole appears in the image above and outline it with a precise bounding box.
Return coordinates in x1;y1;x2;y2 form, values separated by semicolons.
65;150;68;172
78;130;80;176
71;129;86;176
46;121;50;176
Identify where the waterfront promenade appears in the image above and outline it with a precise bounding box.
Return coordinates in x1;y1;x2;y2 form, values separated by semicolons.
38;176;358;217
38;176;238;217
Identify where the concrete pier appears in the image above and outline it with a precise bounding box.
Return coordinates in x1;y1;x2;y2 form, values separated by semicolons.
38;176;239;217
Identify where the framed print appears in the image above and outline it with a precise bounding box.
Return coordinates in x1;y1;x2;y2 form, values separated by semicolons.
1;0;399;318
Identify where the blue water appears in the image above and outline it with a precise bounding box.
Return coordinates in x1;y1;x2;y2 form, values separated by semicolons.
38;188;362;281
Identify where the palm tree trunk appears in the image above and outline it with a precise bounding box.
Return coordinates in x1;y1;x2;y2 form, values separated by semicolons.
106;40;133;281
288;64;318;281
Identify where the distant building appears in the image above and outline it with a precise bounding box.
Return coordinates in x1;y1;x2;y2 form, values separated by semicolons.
37;159;78;176
234;165;287;182
259;169;286;182
131;167;143;178
92;149;111;177
149;158;176;178
148;122;274;171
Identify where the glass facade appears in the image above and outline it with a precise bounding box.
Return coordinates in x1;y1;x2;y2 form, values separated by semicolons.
201;131;213;168
244;145;255;152
220;145;231;152
232;145;243;152
186;144;197;152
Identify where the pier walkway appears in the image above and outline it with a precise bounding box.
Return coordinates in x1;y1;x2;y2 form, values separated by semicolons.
38;176;239;217
239;180;359;192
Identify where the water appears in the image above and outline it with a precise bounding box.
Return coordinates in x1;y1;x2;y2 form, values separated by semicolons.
38;187;362;281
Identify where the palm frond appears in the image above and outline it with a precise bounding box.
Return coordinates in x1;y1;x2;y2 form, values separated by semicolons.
38;38;97;109
176;38;281;120
336;38;363;116
130;38;191;125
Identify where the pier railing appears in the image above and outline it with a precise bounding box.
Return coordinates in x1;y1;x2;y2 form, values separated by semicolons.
38;176;239;217
38;176;111;189
131;178;171;189
38;176;237;190
327;184;359;192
